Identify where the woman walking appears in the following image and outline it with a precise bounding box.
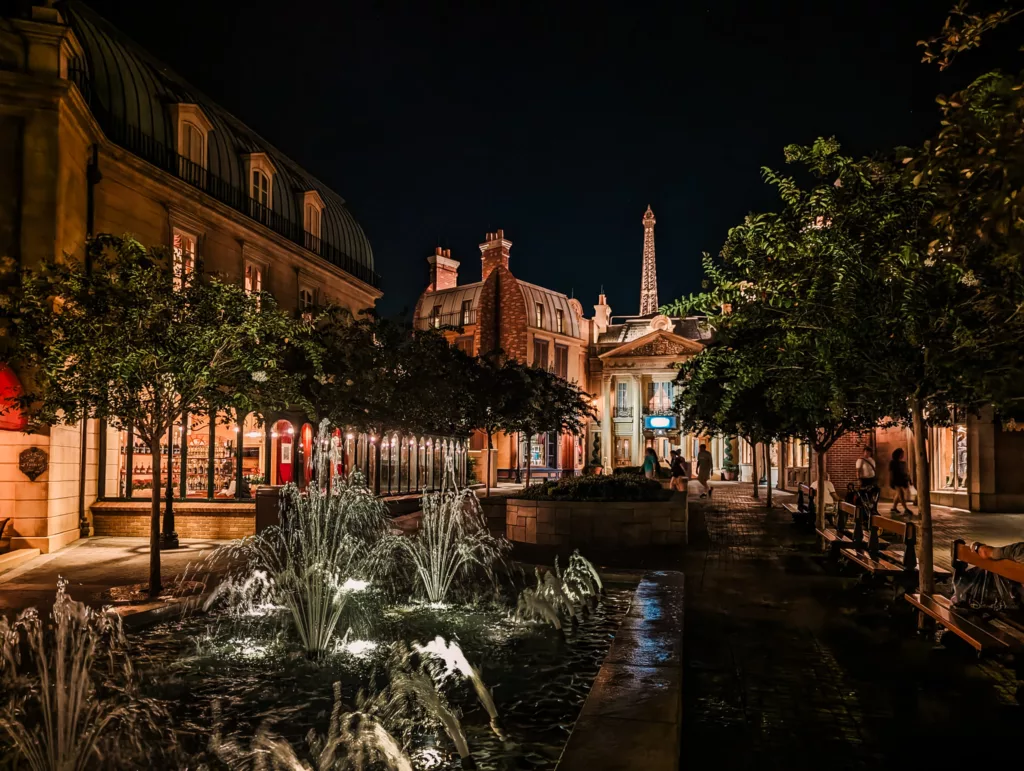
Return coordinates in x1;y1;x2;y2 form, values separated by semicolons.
888;448;912;515
643;447;660;480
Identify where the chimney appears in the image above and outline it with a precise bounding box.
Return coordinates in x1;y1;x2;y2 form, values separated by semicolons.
479;228;512;282
427;246;459;292
593;292;612;338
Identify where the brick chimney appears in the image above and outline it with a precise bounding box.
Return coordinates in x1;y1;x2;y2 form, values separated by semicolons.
479;229;512;282
427;247;459;292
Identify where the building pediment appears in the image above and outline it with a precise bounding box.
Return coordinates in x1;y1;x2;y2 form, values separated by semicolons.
599;329;703;360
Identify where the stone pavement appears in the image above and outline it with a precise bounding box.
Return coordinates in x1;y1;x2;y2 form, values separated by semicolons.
682;482;1021;769
0;536;228;614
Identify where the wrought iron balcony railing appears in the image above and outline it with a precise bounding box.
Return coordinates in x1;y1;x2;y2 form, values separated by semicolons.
67;65;381;289
613;406;633;418
415;310;478;329
643;406;676;416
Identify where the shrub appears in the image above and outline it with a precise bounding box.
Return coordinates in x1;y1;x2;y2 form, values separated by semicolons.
518;473;669;502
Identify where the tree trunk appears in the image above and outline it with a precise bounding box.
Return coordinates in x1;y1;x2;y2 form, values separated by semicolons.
525;434;532;487
374;438;382;496
816;446;827;530
149;434;162;597
912;397;934;594
750;438;759;499
162;407;178;550
485;430;493;497
764;442;773;509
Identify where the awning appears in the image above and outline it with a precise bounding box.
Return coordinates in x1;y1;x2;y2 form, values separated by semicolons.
0;363;28;431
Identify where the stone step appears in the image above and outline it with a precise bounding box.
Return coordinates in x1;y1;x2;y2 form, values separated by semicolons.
0;548;41;577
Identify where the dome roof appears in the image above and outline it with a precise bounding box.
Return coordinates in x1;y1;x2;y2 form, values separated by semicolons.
65;1;377;286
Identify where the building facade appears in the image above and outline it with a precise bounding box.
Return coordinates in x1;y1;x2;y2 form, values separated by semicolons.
414;230;591;480
0;3;468;551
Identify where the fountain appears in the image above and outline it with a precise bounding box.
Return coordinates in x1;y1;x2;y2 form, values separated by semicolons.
372;470;509;605
0;578;164;771
211;421;390;658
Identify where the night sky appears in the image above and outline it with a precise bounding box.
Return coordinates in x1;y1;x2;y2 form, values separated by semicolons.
84;1;988;317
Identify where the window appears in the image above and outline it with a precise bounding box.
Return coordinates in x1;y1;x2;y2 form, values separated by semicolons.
615;381;629;411
647;382;673;412
252;170;270;207
299;288;315;311
304;203;321;241
535;302;544;328
430;304;442;328
461;300;473;325
172;229;196;290
556;309;564;334
533;339;549;369
554;344;569;379
455;336;474;355
932;412;967;491
244;263;263;294
614;437;631;466
182;122;204;167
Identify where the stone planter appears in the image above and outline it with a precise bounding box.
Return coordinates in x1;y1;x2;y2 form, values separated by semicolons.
505;492;687;548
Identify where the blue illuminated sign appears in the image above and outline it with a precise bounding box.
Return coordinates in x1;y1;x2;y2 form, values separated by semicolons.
644;415;677;430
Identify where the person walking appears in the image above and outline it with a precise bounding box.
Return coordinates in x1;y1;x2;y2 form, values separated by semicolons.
669;449;689;492
888;448;912;515
856;446;877;488
642;447;660;480
696;443;713;498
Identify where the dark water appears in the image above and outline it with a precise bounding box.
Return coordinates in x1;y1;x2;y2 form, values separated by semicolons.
129;587;631;769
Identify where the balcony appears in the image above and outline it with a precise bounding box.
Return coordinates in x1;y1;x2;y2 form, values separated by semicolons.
416;310;478;330
643;406;676;417
67;66;381;289
613;406;633;419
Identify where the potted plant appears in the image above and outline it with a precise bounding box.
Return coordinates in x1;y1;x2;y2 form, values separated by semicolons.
721;438;738;481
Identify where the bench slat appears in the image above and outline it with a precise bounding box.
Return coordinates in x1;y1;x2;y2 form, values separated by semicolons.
840;548;905;576
878;550;950;579
904;593;1019;652
953;542;1024;585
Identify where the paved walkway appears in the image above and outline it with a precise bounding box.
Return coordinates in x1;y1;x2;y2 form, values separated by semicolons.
0;537;228;613
682;483;1021;768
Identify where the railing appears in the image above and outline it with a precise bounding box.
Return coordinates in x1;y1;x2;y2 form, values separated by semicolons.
67;65;381;289
415;310;478;329
613;406;633;418
643;406;676;416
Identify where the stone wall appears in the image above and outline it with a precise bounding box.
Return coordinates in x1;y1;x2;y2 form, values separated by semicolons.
506;494;687;547
92;502;255;540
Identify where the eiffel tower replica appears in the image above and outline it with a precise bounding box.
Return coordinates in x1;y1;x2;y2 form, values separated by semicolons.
639;205;659;316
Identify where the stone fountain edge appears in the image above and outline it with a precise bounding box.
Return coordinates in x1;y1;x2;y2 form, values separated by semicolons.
556;570;683;771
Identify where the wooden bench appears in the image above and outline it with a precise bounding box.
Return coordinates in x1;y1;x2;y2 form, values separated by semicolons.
839;514;915;576
904;539;1024;653
817;502;889;556
784;484;816;526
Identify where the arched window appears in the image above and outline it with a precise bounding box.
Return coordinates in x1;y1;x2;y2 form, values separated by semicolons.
182;122;204;166
252;170;270;208
304;203;321;241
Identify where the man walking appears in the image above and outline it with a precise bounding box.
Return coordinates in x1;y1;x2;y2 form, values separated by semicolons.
856;446;877;488
696;443;713;499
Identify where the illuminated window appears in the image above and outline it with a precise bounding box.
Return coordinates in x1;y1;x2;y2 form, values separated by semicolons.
615;381;628;411
535;302;544;328
430;304;442;328
455;335;473;354
182;123;203;166
252;170;270;207
556;309;564;334
461;300;472;325
172;229;196;290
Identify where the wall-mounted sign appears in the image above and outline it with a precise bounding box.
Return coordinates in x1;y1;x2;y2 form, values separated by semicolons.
644;415;677;430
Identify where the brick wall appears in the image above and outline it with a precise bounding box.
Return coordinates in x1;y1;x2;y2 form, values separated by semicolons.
477;264;528;361
506;496;687;547
92;505;255;539
825;431;873;492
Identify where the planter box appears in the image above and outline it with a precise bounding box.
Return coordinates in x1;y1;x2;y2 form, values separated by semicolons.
506;492;687;548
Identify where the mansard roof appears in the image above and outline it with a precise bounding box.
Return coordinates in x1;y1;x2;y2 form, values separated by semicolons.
64;1;376;284
596;315;711;347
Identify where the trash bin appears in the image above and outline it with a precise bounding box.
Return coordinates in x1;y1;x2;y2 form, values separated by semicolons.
255;486;282;534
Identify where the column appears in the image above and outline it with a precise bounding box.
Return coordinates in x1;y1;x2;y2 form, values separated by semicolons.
601;374;612;470
632;373;644;465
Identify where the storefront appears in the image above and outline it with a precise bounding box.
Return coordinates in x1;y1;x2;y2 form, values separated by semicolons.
930;417;968;509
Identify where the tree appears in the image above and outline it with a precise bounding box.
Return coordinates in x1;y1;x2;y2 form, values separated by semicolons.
465;355;532;497
2;235;309;596
501;366;594;487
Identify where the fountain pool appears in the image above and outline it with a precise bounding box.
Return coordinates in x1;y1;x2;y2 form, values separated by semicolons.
128;586;631;769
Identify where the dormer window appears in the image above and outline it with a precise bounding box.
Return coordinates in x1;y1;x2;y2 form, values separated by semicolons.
243;153;277;221
556;309;564;334
535;302;544;328
301;190;326;253
169;104;213;184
